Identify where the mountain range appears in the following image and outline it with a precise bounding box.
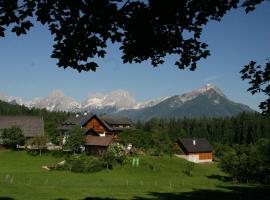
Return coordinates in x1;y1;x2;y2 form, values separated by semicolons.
0;84;254;120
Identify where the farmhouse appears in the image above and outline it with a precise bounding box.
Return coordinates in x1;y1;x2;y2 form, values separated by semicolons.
60;114;132;136
0;116;44;149
177;138;213;163
60;114;132;154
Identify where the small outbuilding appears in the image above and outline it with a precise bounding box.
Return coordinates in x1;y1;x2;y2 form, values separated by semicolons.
85;135;114;156
177;138;213;163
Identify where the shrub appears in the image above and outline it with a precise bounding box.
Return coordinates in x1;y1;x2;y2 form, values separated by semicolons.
63;125;84;153
26;148;39;156
70;158;86;172
147;148;164;156
66;155;105;173
184;162;195;176
1;126;25;149
105;143;128;165
50;150;67;157
219;139;270;184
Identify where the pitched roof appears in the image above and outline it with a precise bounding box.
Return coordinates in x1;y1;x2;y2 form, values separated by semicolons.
177;138;213;153
0;116;44;137
61;114;132;133
63;115;88;125
59;114;94;131
99;115;133;125
85;135;113;147
81;114;113;130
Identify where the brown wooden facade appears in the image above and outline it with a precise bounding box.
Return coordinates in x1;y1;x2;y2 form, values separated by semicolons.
82;115;123;138
84;117;106;132
198;152;213;160
85;145;108;156
185;152;213;160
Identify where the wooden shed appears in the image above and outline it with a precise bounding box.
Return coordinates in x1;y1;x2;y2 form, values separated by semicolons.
85;135;114;156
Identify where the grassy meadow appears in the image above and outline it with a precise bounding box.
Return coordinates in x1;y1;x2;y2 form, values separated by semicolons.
0;151;269;200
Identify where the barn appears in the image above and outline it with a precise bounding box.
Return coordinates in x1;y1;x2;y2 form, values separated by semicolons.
177;138;213;163
0;116;44;150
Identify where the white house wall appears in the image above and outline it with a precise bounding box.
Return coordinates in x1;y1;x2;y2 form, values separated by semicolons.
176;154;212;163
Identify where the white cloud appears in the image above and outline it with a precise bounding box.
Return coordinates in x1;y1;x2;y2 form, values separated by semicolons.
203;76;218;83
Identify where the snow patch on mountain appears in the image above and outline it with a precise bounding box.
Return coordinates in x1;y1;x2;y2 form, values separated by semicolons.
177;83;226;104
25;90;81;112
0;92;24;105
0;84;232;113
214;99;220;104
133;96;170;110
82;90;136;111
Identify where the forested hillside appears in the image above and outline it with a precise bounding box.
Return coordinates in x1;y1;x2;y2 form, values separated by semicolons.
121;112;270;147
1;100;270;146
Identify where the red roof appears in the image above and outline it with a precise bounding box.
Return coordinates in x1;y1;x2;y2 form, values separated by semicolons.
85;136;113;147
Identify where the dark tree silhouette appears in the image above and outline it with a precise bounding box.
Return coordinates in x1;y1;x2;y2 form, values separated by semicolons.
0;0;268;112
239;0;270;115
0;0;261;72
240;60;270;115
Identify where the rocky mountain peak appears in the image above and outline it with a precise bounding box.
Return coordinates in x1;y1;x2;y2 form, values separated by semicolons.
50;89;65;98
178;84;226;104
199;83;226;97
0;85;253;117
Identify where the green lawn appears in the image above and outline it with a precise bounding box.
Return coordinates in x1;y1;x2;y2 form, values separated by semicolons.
0;151;268;200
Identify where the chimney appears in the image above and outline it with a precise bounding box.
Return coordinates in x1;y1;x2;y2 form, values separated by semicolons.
193;139;196;146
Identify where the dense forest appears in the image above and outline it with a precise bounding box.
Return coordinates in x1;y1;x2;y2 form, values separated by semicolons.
134;113;270;145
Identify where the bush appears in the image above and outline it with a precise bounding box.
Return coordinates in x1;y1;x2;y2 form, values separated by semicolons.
184;162;195;177
147;148;163;156
26;148;40;156
219;139;270;184
66;155;105;173
1;126;25;149
104;143;128;166
50;150;67;157
70;158;86;172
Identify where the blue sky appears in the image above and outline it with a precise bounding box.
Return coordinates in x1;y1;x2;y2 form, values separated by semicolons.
0;3;270;110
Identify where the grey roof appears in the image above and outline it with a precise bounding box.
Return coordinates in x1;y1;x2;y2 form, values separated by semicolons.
177;138;213;153
79;114;132;126
63;115;88;125
0;116;44;137
99;115;133;125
